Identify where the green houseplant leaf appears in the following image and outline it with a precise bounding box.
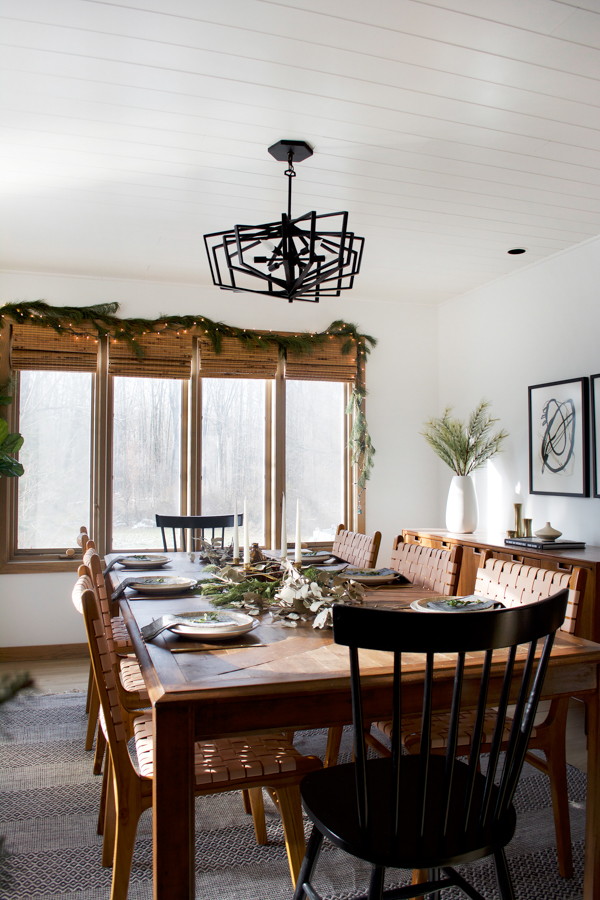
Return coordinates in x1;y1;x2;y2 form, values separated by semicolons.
1;433;24;454
0;379;25;477
0;452;24;478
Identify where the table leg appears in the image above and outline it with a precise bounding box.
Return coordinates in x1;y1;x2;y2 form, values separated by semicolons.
584;679;600;900
153;702;195;900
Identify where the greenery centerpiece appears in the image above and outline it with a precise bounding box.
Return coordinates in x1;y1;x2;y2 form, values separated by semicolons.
196;559;364;628
421;400;508;533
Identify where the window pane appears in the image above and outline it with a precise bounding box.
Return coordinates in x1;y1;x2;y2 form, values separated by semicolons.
112;377;182;550
202;379;266;544
18;370;92;549
286;381;345;542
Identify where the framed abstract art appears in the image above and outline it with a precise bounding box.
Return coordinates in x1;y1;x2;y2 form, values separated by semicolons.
591;374;600;498
528;377;589;498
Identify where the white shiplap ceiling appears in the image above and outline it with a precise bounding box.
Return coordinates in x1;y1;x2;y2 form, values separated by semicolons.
1;0;600;304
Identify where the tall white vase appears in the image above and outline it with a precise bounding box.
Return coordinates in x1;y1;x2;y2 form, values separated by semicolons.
446;475;478;534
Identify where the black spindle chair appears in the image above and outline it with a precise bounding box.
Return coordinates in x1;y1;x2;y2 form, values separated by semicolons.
155;513;243;552
294;589;569;900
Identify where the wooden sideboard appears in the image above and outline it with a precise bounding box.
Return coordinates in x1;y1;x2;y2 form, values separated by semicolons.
401;529;600;644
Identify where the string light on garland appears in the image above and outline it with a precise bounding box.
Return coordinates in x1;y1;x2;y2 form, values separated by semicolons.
203;140;365;304
0;300;376;490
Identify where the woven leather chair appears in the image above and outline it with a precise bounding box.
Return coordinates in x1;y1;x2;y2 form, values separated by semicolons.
332;526;381;569
370;557;587;879
293;592;569;900
76;577;322;897
78;550;148;771
77;525;91;553
323;536;464;769
73;528;125;757
389;535;463;595
79;558;275;846
77;527;97;728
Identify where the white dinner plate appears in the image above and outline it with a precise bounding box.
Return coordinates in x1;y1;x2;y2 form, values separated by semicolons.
118;555;171;569
168;611;259;641
302;555;337;567
344;568;398;585
128;576;197;595
410;596;495;613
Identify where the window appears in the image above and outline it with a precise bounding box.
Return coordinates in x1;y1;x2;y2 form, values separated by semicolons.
112;377;183;550
2;330;359;568
285;380;345;542
201;379;266;545
17;370;92;550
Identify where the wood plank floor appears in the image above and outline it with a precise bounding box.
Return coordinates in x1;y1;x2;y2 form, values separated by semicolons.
0;657;589;772
0;656;90;695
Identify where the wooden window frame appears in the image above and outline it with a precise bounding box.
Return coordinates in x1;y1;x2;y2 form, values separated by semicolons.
0;330;363;572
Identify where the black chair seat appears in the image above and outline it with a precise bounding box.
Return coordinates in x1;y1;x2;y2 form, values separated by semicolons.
300;756;516;870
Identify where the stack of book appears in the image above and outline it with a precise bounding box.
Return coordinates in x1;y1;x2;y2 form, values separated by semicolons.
504;536;586;551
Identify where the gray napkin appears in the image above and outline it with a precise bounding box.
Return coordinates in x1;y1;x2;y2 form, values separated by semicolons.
103;557;126;577
110;579;138;602
141;615;189;642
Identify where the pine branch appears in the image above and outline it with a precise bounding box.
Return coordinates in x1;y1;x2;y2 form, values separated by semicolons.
0;301;378;489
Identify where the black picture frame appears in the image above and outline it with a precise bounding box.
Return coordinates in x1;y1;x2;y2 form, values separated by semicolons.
591;374;600;499
528;376;589;498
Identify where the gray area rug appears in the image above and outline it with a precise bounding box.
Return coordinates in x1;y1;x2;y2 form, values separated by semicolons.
0;692;587;900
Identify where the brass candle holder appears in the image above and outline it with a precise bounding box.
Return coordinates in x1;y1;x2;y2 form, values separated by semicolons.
514;502;523;538
231;556;240;566
523;518;533;538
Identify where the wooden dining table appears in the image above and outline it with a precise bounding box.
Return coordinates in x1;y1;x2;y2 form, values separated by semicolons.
107;552;600;900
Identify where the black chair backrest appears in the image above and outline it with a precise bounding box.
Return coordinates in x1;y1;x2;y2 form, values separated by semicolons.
155;513;243;552
332;590;568;852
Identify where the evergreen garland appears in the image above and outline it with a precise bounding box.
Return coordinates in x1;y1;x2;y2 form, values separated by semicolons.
0;300;376;488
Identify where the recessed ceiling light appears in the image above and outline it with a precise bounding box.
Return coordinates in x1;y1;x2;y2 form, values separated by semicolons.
508;248;526;255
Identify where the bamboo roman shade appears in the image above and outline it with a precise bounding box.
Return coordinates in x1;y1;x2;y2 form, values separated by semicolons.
108;331;194;379
10;324;98;372
285;339;357;382
9;323;358;383
198;336;279;379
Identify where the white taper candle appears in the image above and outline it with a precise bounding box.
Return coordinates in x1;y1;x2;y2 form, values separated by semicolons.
295;499;302;563
280;493;287;560
233;499;239;560
243;498;251;565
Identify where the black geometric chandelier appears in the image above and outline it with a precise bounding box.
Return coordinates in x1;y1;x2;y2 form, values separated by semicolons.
203;140;365;303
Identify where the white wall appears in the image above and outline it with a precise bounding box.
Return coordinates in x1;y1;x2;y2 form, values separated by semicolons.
0;271;440;646
438;235;600;543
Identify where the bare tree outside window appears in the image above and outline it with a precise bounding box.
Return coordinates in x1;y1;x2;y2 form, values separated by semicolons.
112;377;181;549
18;370;92;549
286;381;345;541
202;379;265;544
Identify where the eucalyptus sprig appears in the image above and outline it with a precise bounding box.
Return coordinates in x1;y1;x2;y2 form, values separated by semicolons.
421;400;508;476
271;560;364;629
